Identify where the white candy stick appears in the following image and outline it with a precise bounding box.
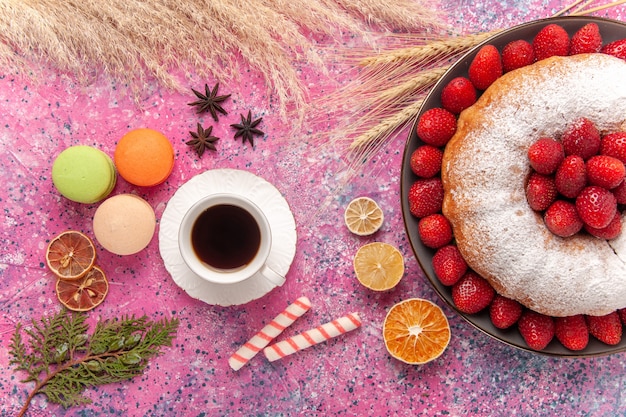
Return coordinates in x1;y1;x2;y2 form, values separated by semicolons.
263;312;361;362
228;296;311;371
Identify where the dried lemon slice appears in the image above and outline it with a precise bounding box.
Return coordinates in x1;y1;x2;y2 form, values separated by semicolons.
353;242;404;291
46;230;97;281
383;298;450;365
56;265;109;311
344;197;384;236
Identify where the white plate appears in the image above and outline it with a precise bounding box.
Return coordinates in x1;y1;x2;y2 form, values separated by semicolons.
158;169;297;306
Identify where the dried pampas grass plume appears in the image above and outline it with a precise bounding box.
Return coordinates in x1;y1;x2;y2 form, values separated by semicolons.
0;0;443;117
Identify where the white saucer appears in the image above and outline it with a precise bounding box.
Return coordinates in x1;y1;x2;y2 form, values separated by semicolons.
158;169;297;306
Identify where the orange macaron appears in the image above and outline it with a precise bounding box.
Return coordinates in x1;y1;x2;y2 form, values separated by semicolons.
114;128;174;187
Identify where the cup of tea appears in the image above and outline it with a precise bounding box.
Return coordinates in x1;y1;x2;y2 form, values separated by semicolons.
178;193;285;286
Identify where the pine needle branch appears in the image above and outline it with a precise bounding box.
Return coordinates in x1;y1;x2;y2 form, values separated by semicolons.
9;309;179;417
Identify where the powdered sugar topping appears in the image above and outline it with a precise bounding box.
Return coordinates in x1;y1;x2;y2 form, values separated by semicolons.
443;53;626;317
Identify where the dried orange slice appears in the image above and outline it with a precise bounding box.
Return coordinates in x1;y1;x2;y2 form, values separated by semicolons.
46;231;96;281
383;298;451;365
56;265;109;311
344;197;384;236
353;242;404;291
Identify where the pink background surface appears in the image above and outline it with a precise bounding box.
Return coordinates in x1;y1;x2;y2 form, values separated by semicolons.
2;1;626;416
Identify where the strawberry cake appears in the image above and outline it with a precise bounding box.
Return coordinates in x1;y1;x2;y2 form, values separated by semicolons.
441;52;626;317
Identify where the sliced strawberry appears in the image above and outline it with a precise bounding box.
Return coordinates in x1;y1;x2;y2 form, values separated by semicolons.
451;271;495;314
601;39;626;60
489;295;523;330
410;145;443;178
408;178;444;218
468;44;503;90
585;211;622;240
600;132;626;164
576;186;618;229
586;155;625;190
432;244;468;286
418;214;453;249
440;77;477;114
555;315;589;351
570;23;602;55
502;39;535;72
528;137;565;175
544;200;583;237
416;107;458;147
561;117;601;160
555;154;587;199
587;312;623;345
526;172;557;212
518;310;555;350
533;24;570;61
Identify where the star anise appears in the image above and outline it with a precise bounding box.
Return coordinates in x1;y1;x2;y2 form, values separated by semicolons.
186;123;219;157
188;83;231;121
230;110;264;146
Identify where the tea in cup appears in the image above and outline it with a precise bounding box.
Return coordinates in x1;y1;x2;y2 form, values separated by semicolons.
178;193;285;286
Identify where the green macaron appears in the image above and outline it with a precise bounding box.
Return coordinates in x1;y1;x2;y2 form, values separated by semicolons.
52;145;117;204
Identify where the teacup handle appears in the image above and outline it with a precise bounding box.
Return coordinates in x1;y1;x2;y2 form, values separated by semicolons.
259;264;286;286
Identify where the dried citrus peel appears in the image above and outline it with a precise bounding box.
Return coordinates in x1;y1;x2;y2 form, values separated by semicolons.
344;196;384;236
353;242;404;291
46;231;97;281
383;298;450;365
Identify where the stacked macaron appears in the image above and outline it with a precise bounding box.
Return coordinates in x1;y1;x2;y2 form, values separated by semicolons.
52;146;117;204
92;194;157;255
51;128;174;255
114;128;175;187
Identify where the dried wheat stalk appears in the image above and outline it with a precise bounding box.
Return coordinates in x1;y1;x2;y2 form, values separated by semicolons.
321;0;625;167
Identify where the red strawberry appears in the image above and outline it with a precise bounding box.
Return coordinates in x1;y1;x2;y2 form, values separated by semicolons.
468;44;503;90
432;244;468;286
587;312;623;345
613;181;626;204
489;295;523;329
555;155;587;198
544;200;583;237
555;315;589;351
585;211;622;240
619;308;626;325
570;23;602;55
451;271;495;314
418;214;453;249
518;310;555;350
526;172;557;212
416;108;458;147
600;132;626;164
408;178;444;218
502;39;535;72
533;24;570;61
586;155;625;189
410;145;443;178
561;117;601;160
528;137;565;174
576;186;618;229
601;39;626;60
440;77;477;114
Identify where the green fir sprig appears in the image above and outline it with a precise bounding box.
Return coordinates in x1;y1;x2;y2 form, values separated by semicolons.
9;308;179;417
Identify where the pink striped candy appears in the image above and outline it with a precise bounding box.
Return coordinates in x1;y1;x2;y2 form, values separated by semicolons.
228;296;311;370
263;312;361;362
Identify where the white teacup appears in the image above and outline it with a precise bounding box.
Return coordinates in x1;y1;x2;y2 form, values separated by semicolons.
178;193;285;286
